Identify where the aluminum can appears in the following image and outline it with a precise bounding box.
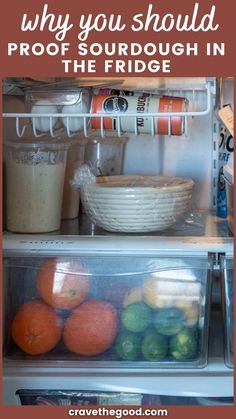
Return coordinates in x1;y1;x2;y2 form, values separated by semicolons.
91;94;188;136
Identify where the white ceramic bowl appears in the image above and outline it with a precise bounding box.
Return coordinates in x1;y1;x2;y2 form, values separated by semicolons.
80;175;194;232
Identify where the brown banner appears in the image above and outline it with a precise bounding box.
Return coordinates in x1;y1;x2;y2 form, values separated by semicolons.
0;0;235;77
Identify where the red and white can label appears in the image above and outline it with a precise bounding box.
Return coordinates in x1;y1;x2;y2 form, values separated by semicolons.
157;96;187;136
91;94;187;136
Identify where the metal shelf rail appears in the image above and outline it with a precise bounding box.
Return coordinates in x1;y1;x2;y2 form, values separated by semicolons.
2;82;212;139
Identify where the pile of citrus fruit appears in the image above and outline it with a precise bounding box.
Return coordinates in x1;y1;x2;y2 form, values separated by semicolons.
114;283;199;361
11;258;118;356
115;301;198;361
11;263;199;362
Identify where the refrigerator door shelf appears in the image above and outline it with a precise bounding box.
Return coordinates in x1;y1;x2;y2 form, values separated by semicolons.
220;257;234;369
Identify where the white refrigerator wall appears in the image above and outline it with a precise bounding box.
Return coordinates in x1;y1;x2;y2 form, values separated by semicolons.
123;93;214;210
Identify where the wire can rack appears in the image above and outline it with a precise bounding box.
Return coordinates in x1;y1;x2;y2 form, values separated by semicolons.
3;81;213;139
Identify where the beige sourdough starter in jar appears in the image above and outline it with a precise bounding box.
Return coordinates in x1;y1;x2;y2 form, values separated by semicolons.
5;139;69;233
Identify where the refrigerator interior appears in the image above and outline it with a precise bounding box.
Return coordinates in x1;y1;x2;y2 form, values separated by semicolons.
2;77;234;406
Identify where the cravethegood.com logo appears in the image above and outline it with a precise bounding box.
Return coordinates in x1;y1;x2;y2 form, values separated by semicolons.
68;407;168;418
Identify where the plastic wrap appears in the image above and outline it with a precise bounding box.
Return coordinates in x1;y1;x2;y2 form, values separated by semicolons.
16;389;233;406
62;139;86;220
16;390;142;406
72;165;194;233
15;389;234;406
4;255;211;368
71;163;96;187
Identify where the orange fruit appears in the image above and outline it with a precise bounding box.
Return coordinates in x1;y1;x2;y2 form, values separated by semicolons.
36;258;90;310
11;300;63;355
63;300;118;356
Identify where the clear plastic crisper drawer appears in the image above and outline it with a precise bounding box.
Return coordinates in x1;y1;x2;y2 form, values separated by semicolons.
221;257;234;368
3;256;212;368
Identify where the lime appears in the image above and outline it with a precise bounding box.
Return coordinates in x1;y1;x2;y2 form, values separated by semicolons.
169;328;198;360
141;331;168;361
115;330;141;360
121;302;152;333
153;307;186;336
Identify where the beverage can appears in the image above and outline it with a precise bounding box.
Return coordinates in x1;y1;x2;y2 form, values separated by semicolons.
91;94;187;136
157;96;187;136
